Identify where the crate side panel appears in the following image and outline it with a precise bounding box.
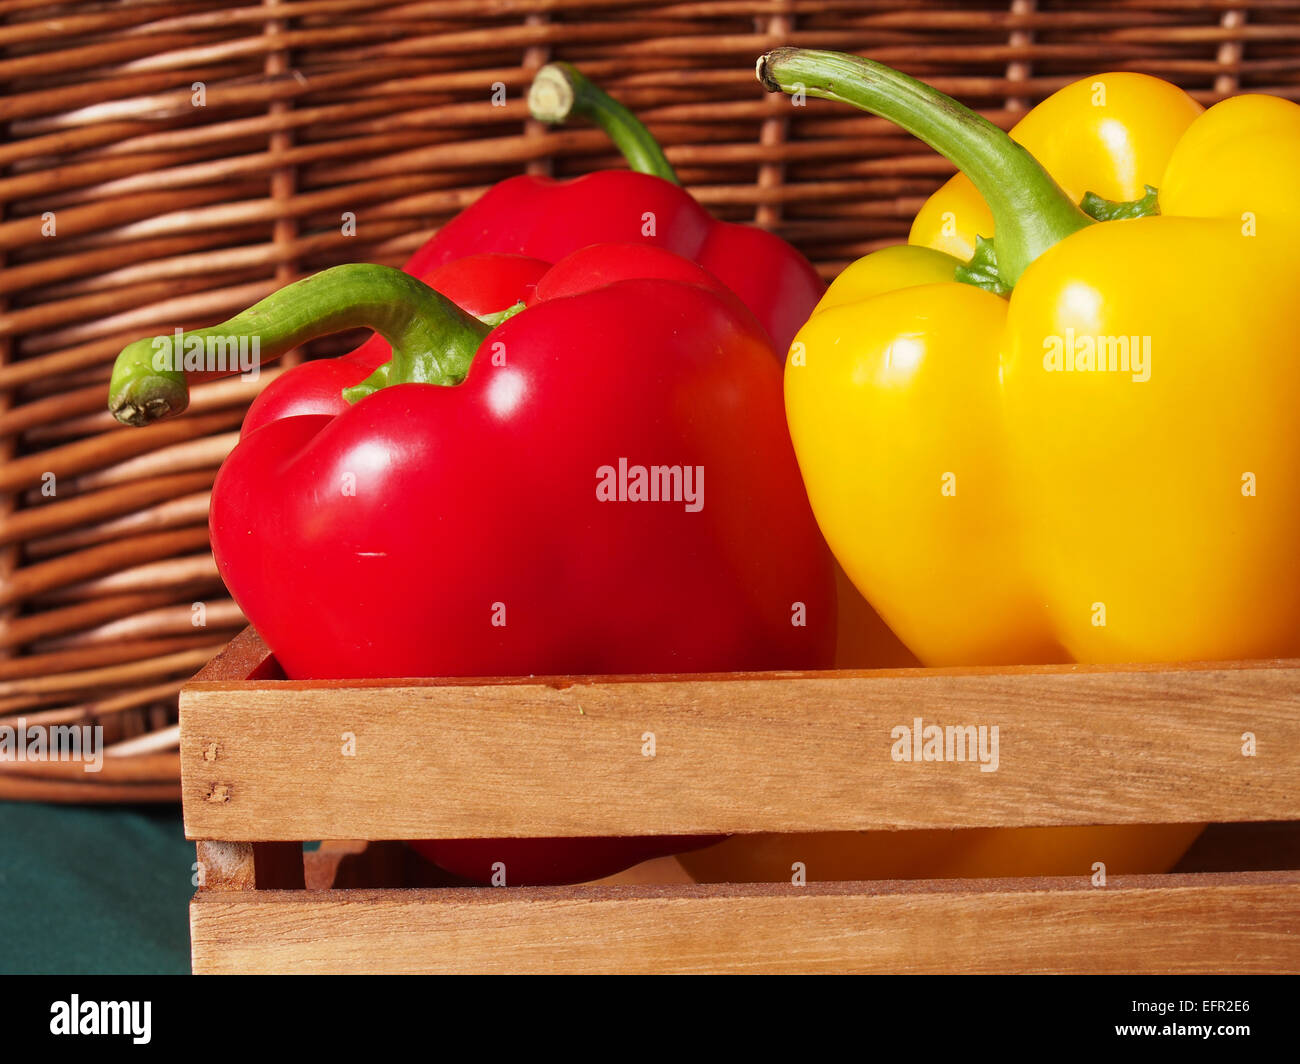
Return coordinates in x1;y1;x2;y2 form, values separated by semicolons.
189;871;1300;975
180;665;1300;840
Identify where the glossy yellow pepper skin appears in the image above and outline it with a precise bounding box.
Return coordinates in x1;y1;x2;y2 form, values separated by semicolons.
911;73;1205;261
763;50;1300;666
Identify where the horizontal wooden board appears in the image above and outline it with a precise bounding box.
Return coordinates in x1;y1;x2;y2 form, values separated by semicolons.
180;641;1300;840
189;870;1300;975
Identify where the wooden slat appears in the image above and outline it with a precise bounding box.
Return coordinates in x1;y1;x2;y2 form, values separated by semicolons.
189;624;278;682
180;657;1300;841
188;870;1300;975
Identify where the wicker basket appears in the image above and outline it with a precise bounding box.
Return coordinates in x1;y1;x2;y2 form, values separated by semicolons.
1;0;1295;802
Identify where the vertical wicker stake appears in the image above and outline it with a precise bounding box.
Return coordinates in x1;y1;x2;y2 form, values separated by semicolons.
522;14;556;178
263;0;301;367
1005;0;1037;114
1216;8;1246;99
755;1;795;233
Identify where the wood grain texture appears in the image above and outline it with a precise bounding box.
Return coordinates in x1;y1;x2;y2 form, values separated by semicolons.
189;624;280;682
180;656;1300;840
189;870;1300;975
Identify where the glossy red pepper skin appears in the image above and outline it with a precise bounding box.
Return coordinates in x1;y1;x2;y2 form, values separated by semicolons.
245;168;824;430
217;266;833;677
242;244;747;432
404;172;824;353
241;253;552;431
210;249;836;885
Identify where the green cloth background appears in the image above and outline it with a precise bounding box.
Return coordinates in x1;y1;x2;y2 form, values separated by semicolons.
0;803;194;974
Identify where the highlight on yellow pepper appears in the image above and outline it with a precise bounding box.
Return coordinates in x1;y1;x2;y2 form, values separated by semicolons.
760;48;1300;668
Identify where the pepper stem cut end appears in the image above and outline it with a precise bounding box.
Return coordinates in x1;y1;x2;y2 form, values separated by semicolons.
108;341;190;426
107;265;492;426
528;65;578;124
527;63;680;185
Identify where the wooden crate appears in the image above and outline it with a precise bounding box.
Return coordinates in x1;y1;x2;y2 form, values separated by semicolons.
181;628;1300;974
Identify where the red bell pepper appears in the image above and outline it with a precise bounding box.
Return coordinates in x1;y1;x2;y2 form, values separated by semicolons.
107;248;836;883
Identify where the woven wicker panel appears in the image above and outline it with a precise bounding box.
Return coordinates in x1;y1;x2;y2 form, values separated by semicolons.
0;0;1295;800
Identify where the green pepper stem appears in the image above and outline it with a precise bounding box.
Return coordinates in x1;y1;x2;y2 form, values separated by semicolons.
528;63;680;185
108;264;490;426
756;48;1092;288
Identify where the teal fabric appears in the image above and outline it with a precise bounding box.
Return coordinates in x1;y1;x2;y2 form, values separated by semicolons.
0;802;193;974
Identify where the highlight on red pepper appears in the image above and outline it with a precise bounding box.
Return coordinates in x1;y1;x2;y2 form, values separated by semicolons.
106;256;836;883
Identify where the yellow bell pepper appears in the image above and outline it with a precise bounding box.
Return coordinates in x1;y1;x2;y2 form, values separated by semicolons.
760;48;1300;666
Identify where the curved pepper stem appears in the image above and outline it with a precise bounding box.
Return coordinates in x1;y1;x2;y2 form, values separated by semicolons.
756;48;1093;289
108;264;490;426
528;63;680;185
